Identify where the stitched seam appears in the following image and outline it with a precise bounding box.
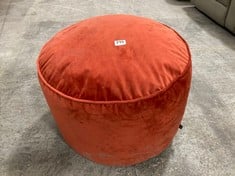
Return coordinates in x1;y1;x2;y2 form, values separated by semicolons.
224;0;232;25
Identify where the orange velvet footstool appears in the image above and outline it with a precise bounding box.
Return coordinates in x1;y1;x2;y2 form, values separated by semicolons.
37;15;191;166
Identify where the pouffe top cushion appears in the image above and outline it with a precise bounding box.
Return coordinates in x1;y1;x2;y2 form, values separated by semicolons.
38;15;190;102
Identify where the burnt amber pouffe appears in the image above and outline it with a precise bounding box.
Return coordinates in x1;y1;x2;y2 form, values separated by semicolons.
37;15;192;166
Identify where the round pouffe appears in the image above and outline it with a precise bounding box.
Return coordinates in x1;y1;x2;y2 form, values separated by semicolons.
37;15;192;166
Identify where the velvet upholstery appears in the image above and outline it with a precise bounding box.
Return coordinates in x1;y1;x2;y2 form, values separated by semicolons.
37;15;192;166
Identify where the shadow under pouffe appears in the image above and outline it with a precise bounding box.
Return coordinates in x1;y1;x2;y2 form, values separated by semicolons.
36;14;192;166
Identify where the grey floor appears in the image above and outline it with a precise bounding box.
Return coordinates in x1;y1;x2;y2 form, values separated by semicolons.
0;0;235;176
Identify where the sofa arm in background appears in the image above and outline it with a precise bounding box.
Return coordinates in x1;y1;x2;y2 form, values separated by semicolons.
192;0;235;34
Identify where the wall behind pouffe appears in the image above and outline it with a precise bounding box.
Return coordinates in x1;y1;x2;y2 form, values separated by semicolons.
37;14;192;166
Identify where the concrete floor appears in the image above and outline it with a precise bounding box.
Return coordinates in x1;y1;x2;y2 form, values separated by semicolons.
0;0;235;175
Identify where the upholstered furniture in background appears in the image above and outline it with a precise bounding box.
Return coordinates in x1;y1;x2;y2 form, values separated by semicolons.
192;0;235;34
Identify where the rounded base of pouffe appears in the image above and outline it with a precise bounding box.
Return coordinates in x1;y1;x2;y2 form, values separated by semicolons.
74;141;173;166
59;123;177;166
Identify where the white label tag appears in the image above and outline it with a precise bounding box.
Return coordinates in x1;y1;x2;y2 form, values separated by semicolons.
114;40;126;46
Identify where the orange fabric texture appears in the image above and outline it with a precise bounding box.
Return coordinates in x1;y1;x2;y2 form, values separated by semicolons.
37;15;192;166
